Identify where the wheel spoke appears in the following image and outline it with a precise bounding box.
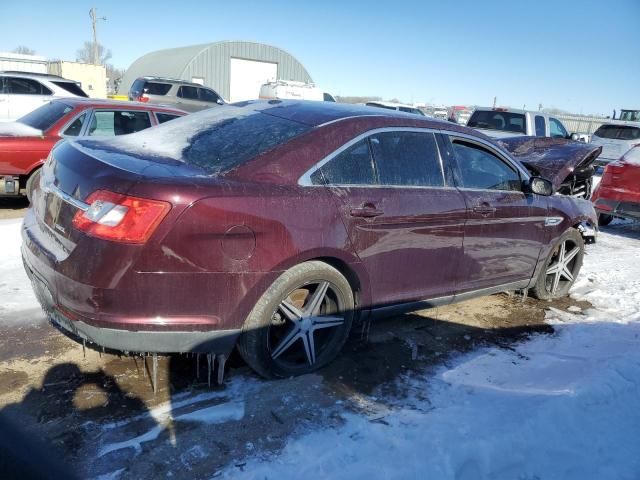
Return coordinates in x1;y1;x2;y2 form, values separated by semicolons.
563;247;580;264
546;263;561;275
304;281;330;316
301;330;316;365
561;266;574;282
279;300;303;322
558;241;566;262
551;270;561;294
311;315;344;330
271;327;301;360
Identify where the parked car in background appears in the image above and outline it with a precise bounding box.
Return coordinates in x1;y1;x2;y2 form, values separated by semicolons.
259;80;336;102
591;145;640;225
468;107;578;140
448;105;472;125
0;98;185;198
617;109;640;122
365;101;425;116
128;76;225;112
0;72;88;122
23;100;597;379
589;122;640;166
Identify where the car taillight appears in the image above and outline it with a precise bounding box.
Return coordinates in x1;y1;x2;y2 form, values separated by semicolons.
138;94;149;103
72;190;170;243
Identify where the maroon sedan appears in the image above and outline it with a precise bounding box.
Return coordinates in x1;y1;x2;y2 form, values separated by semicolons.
22;100;597;378
0;98;186;198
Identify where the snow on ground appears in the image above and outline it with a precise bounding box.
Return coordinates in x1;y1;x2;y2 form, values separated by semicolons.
2;216;640;479
0;218;45;325
222;222;640;480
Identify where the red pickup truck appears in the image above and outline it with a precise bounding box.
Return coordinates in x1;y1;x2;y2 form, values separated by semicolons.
0;98;186;198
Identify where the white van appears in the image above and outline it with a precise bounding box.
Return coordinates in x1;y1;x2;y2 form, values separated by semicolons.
259;80;336;102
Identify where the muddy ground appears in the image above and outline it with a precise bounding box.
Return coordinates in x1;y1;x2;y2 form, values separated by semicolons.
0;282;591;479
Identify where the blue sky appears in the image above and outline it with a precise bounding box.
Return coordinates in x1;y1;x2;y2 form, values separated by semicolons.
1;0;638;115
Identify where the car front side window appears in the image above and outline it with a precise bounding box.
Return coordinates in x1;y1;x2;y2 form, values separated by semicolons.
88;110;152;136
452;140;521;191
550;118;568;138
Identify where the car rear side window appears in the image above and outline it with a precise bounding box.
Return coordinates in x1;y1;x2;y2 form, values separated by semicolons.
467;111;526;134
8;77;52;95
155;112;181;124
314;139;376;186
144;82;172;96
452;140;521;191
594;125;640;141
177;86;199;100
535;115;546;136
63;112;87;136
370;131;443;187
88;111;152;136
52;81;88;97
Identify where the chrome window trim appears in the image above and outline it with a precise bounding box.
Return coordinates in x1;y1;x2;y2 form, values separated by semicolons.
298;127;445;187
443;131;532;181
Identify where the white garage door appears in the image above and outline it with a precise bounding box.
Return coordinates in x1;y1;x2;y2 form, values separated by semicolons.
229;58;278;102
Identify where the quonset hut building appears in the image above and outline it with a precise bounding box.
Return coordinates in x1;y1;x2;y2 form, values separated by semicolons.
118;41;313;102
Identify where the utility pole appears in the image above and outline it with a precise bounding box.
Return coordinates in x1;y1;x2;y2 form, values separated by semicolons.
492;96;497;108
89;7;107;65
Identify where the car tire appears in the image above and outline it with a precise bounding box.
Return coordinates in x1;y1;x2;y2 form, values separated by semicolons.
532;228;584;300
25;167;41;203
598;213;614;226
237;261;354;379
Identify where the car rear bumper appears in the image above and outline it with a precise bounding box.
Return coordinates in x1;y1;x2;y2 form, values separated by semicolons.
22;251;242;354
593;197;640;220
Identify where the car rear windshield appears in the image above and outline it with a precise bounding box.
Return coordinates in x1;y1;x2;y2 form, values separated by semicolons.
144;82;172;95
182;111;310;174
467;110;526;134
52;81;88;98
594;124;640;141
18;101;74;131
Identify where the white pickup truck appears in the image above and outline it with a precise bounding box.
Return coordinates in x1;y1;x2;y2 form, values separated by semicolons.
467;107;578;140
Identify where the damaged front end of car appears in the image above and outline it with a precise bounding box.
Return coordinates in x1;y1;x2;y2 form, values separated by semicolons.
499;137;603;199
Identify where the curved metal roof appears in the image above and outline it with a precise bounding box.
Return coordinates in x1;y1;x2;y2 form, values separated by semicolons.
119;41;313;98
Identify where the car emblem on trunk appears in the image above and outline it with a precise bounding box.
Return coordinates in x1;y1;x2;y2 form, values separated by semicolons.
54;223;66;234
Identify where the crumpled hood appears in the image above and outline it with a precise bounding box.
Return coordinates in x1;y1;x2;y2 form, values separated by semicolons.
498;137;602;191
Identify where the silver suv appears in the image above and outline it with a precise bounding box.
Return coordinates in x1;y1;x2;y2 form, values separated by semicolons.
128;77;225;112
0;72;88;121
590;122;640;165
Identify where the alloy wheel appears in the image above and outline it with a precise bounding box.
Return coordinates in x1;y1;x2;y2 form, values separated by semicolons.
268;281;346;368
545;239;581;295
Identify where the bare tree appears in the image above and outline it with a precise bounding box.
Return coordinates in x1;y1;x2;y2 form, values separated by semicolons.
76;41;112;65
13;46;36;55
105;64;126;94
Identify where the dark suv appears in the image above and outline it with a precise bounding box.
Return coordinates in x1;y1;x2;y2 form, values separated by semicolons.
128;77;225;112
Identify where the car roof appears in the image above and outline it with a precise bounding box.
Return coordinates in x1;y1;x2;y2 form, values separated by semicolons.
0;71;76;82
50;97;187;114
473;106;549;116
366;101;417;109
135;76;203;87
258;100;444;128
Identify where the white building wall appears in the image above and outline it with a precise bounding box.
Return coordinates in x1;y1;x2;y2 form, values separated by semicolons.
0;52;47;73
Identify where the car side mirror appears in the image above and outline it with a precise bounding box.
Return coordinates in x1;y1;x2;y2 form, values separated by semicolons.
527;177;553;196
217;99;225;105
570;133;580;141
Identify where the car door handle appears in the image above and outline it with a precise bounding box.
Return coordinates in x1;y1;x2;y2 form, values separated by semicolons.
472;205;496;216
350;205;384;218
